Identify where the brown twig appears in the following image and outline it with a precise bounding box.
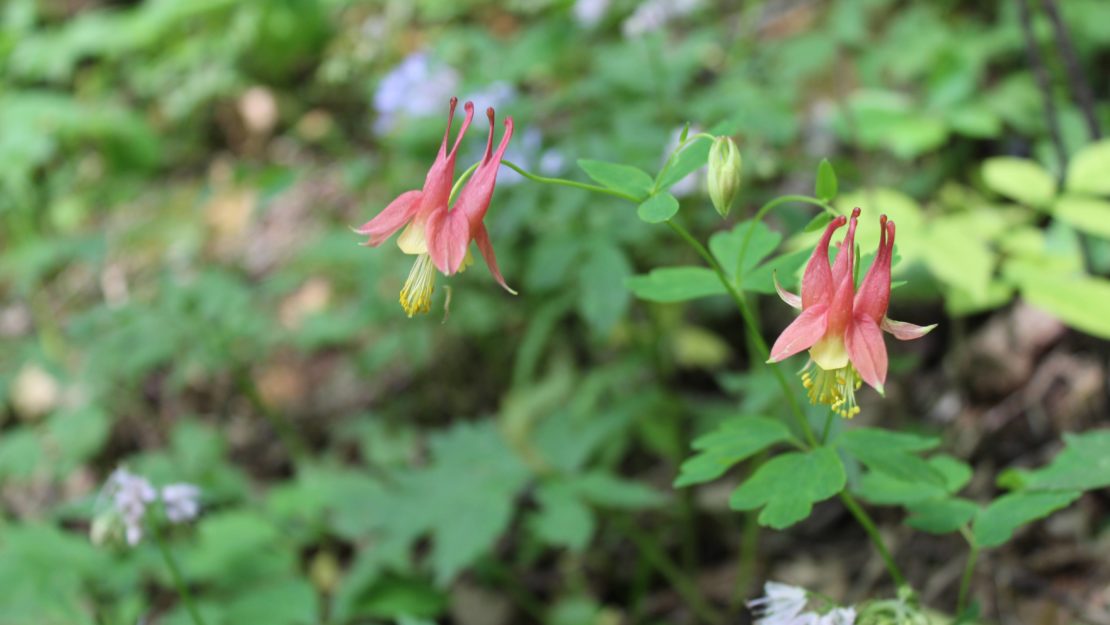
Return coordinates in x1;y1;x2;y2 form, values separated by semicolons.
1040;0;1102;140
1017;0;1068;178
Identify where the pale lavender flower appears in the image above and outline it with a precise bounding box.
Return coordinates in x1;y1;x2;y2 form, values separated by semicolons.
539;148;566;175
817;607;856;625
748;582;808;625
464;81;516;111
622;0;701;38
161;483;202;523
373;52;460;135
573;0;610;28
103;468;156;546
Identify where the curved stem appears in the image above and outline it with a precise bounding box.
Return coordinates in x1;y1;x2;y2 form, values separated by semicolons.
449;161;479;205
957;526;979;616
738;195;836;284
500;160;642;203
820;410;836;444
154;530;207;625
666;219;816;446
839;491;906;588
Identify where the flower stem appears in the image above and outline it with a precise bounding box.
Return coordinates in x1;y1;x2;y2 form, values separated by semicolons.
237;371;309;463
613;514;725;625
838;490;906;588
665;219;817;446
820;410;836;444
500;160;643;203
957;526;979;616
738;195;835;283
154;530;207;625
449;161;479;205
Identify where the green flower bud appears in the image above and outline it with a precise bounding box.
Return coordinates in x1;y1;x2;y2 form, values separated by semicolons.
707;136;742;217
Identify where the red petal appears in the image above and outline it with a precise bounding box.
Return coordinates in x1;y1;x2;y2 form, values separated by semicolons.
768;304;829;363
800;216;846;308
475;223;516;294
846;315;888;393
881;317;936;341
773;271;802;310
855;217;893;322
831;207;861;287
425;209;471;275
353;190;422;246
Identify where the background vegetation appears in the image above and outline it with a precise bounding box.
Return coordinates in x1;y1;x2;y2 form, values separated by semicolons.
1;0;1108;624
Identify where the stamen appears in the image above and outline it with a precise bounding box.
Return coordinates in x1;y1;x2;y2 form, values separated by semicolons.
399;254;437;317
800;361;862;418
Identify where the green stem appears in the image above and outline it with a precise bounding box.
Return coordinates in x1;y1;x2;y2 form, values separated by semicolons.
449;161;479;205
613;515;724;625
154;530;207;625
665;219;817;446
500;160;642;203
738;195;836;284
820;410;836;444
237;371;309;463
956;526;979;616
838;491;906;588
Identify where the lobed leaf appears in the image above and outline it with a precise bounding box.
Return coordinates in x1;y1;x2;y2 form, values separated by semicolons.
674;416;794;487
729;447;846;529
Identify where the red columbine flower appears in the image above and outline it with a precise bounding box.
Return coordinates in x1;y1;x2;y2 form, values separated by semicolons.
769;208;935;417
354;98;515;317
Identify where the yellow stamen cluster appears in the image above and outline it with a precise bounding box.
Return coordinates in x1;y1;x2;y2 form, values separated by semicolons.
400;253;437;317
801;362;862;418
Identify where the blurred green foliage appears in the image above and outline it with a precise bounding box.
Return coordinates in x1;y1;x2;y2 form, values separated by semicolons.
1;0;1109;623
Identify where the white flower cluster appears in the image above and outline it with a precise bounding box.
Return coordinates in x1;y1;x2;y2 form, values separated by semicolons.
93;468;201;547
749;582;857;625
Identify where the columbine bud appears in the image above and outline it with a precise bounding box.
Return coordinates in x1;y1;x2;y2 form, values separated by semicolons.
707;136;741;217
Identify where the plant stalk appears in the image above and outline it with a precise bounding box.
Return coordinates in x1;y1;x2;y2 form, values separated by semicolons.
613;515;724;625
839;490;906;588
154;530;207;625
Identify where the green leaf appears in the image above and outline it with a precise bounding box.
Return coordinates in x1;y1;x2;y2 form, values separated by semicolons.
46;407;110;474
804;212;834;233
973;491;1080;548
366;422;531;586
626;267;725;303
838;428;946;488
837;428;940;452
577;159;654;200
1066;139;1110;195
570;471;666;509
675;416;794;487
1053;195;1110;239
743;248;810;295
224;578;318;625
578;244;631;335
856;471;948;506
1024;429;1110;491
708;219;782;282
982;157;1056;207
657;136;711;191
637;192;679;223
729;447;846;529
531;481;595;551
1010;269;1110;339
815;159;838;201
929;454;973;493
906;498;979;534
855;454;970;506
